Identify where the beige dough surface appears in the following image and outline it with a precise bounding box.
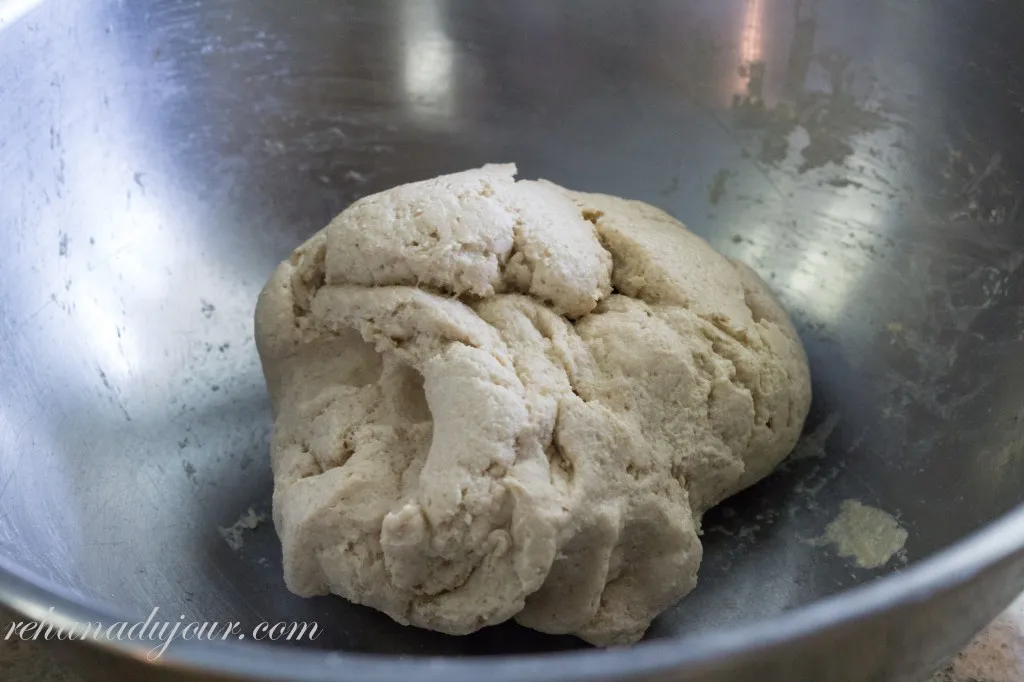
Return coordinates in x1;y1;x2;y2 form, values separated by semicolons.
254;164;812;646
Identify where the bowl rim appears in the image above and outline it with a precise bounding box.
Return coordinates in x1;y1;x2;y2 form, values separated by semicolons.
1;502;1023;681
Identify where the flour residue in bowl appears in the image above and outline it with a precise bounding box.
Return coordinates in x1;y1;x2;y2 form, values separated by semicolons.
818;499;908;569
218;507;266;551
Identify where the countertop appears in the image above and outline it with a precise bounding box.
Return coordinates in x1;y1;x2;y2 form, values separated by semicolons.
2;594;1022;681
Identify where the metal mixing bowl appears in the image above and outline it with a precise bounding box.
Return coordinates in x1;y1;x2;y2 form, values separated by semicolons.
2;0;1024;680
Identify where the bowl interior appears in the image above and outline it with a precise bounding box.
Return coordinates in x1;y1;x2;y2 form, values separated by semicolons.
1;0;1023;657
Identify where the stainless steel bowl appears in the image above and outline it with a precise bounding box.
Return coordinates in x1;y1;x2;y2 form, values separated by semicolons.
2;1;1023;680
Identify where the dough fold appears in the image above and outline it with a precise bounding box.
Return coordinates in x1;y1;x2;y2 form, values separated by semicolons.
255;163;811;645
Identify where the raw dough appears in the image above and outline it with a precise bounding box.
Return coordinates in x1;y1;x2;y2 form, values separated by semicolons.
254;164;812;646
819;500;908;569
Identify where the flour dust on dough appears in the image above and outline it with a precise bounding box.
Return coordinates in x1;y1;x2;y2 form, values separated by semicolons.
254;164;812;646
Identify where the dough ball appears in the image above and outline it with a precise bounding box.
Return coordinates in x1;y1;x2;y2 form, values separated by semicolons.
254;163;811;646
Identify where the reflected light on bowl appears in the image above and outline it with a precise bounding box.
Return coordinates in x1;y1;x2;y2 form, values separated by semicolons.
0;0;44;30
741;0;764;66
400;0;455;126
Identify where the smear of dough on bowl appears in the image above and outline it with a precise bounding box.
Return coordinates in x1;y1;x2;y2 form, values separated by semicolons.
819;499;908;569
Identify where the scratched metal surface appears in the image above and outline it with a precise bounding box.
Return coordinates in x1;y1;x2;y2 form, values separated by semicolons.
0;0;1023;680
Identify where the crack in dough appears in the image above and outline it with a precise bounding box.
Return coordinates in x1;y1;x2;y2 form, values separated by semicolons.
254;163;812;646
